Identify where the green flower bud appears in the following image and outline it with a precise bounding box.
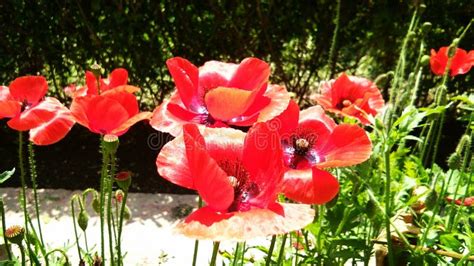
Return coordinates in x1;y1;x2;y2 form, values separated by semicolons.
123;205;132;220
92;192;101;215
366;199;377;219
448;44;458;58
421;22;432;34
420;55;431;66
425;189;438;210
78;210;89;231
447;153;462;170
115;171;132;191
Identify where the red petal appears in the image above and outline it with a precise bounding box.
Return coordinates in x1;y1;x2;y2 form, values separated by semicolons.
150;91;209;136
283;168;339;204
110;111;152;136
317;124;372;168
0;86;21;118
268;99;299;137
202;127;245;163
205;87;253;121
177;203;314;241
28;97;75;145
228;58;270;91
156;133;195;189
256;84;291;123
242;122;283;207
184;124;234;211
299;105;336;130
450;48;474;76
7;103;55;131
70;96;91;130
430;47;448;75
167;57;200;110
9;76;48;105
184;206;234;226
85;71;99;95
107;68;128;89
199;60;238;89
101;90;139;117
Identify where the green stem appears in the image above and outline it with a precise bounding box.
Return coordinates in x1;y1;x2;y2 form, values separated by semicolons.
27;143;45;249
265;235;277;266
71;197;82;262
106;178;115;266
19;244;26;266
17;132;32;263
45;249;70;265
276;234;288;265
99;140;110;263
210;241;220;266
240;242;246;264
327;0;341;79
384;146;395;266
117;190;128;266
0;198;12;260
232;242;241;266
192;196;203;266
419;174;444;248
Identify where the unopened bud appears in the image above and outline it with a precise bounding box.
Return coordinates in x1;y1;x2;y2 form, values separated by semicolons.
92;192;101;215
78;210;89;231
448;44;458;58
115;189;125;203
123;205;131;220
115;171;132;191
90;63;103;79
421;22;432;35
421;55;431;66
455;134;471;155
425;190;438;210
447;153;462;170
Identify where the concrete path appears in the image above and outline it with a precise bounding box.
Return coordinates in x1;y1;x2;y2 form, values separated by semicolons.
0;188;268;265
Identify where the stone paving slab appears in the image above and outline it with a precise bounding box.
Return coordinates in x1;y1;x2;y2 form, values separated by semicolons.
0;188;268;265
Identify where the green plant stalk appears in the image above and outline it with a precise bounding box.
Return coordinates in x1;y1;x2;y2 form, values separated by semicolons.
27;143;46;249
265;235;277;266
117;189;128;266
210;241;220;266
453;156;473;228
276;234;287;265
71;197;82;262
419;174;444;248
240;241;246;264
19;243;26;266
17;132;33;263
192;196;203;266
107;149;118;265
327;0;341;79
446;132;473;231
0;198;12;260
45;249;70;265
232;242;241;266
383;147;395;266
99;140;110;263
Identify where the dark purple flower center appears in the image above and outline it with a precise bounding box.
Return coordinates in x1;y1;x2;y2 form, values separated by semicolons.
282;126;322;169
20;100;32;112
218;160;259;212
335;99;352;110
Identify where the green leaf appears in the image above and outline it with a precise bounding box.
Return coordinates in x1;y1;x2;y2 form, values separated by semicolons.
0;169;15;184
439;233;462;252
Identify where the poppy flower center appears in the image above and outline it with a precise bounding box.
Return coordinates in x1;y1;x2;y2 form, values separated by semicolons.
218;160;259;212
295;138;310;155
20;100;32;112
336;99;352;109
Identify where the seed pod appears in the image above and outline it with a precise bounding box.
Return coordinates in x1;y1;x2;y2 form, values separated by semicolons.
78;210;89;231
90;63;102;79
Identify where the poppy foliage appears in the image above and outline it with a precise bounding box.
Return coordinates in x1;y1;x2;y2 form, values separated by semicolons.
0;76;75;145
150;57;290;136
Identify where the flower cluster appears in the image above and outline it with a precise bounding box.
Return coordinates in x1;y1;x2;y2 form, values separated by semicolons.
155;57;382;241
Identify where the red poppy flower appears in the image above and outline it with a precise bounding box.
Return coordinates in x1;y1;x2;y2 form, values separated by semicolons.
64;68;131;97
150;57;290;136
270;100;372;204
445;196;474;207
311;73;384;125
70;87;152;136
156;123;314;241
430;47;474;77
0;76;75;145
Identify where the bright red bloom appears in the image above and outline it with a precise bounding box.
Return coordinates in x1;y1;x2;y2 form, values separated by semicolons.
64;68;131;97
430;47;474;77
156;123;314;241
446;196;474;207
270;100;372;204
312;73;384;125
70;87;151;136
0;76;75;145
150;57;290;136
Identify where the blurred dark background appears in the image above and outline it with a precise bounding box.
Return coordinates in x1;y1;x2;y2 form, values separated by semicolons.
0;0;472;193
